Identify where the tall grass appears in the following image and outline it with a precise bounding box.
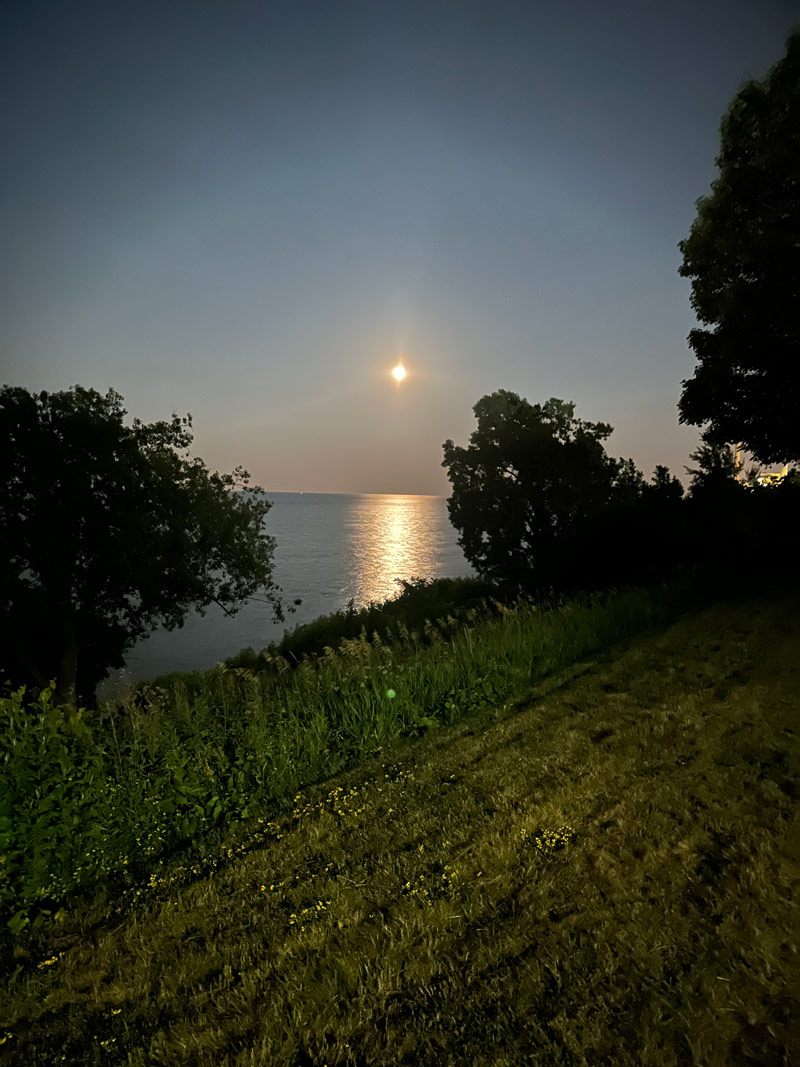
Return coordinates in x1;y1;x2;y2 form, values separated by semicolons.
0;581;686;934
225;574;501;669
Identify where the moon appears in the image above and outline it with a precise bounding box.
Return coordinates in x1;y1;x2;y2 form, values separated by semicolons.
392;364;407;382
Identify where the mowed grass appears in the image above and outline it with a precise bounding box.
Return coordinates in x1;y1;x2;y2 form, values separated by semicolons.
2;586;799;1066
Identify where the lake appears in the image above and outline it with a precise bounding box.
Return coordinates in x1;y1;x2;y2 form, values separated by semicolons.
112;492;474;685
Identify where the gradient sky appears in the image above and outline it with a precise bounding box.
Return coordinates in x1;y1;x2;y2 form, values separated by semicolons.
2;0;796;494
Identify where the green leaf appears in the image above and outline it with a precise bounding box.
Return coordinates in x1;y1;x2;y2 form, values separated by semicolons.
7;909;29;935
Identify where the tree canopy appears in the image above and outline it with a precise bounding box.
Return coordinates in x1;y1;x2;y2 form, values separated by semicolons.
0;385;283;705
441;392;637;588
684;431;745;499
678;29;800;464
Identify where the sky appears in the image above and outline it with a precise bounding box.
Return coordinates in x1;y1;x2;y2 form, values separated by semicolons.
1;0;796;495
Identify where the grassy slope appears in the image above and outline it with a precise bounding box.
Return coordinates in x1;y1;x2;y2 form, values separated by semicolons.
2;586;799;1066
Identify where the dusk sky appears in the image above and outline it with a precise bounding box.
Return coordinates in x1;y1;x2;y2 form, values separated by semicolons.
2;0;796;495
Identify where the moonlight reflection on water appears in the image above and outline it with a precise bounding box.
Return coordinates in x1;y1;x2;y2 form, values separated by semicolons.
108;493;472;686
348;494;439;606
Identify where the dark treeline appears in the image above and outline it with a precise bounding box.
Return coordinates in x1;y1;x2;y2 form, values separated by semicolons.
566;458;800;593
441;391;800;608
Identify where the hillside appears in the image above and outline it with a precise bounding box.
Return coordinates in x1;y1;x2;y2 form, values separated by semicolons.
2;585;799;1065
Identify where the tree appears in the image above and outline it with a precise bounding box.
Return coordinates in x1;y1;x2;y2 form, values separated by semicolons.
0;385;284;706
565;462;687;592
680;429;762;573
678;29;800;464
441;392;637;589
684;430;743;499
645;465;684;508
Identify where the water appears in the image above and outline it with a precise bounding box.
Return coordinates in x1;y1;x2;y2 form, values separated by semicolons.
115;493;473;684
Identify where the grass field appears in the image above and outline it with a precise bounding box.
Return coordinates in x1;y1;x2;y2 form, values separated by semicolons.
1;582;798;1065
1;585;670;927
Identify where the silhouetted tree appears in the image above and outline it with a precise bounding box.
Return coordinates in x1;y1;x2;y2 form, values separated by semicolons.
678;29;800;464
645;464;685;508
441;392;641;589
566;464;687;592
0;385;283;705
684;431;743;499
613;457;647;507
681;429;760;573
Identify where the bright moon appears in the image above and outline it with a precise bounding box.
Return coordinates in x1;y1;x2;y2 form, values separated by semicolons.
392;364;407;382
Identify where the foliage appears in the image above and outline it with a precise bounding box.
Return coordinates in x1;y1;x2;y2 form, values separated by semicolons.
0;583;680;932
0;684;118;935
677;436;800;584
0;682;257;933
684;430;743;499
442;392;646;589
225;575;502;671
0;385;282;705
678;29;800;464
645;463;685;507
565;465;687;592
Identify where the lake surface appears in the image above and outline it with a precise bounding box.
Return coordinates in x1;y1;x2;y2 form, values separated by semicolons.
113;493;474;685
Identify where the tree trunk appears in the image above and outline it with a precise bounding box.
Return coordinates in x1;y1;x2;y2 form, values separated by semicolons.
54;607;78;707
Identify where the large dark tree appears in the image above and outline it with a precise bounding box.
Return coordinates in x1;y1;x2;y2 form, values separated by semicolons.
441;392;638;589
678;29;800;464
0;386;283;705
